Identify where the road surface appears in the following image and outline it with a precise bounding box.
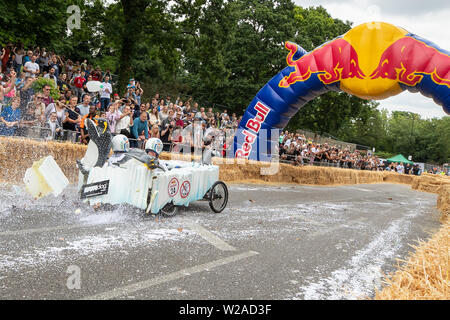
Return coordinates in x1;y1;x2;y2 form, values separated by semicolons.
0;183;440;300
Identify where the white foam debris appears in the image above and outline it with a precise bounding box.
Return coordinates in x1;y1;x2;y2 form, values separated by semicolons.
0;227;194;271
292;204;425;300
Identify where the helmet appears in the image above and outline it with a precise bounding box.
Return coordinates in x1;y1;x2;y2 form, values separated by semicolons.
111;134;130;153
145;138;164;157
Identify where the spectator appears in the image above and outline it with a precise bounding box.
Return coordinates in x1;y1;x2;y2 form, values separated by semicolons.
44;100;66;125
91;66;102;81
23;55;40;78
41;84;54;107
17;96;43;137
220;109;228;122
171;125;184;152
397;162;405;174
12;47;24;75
130;111;149;148
49;55;63;78
2;72;17;105
206;107;214;119
175;112;184;128
72;70;86;101
133;103;149;120
125;86;138;106
43;67;58;86
18;75;35;115
30;93;46;125
115;104;133;136
23;50;32;64
106;102;121;134
80;105;98;144
65;60;74;80
44;112;63;140
63;96;81;134
99;75;112;112
160;118;175;152
159;105;169;121
57;73;70;93
0;96;21;136
40;50;50;73
149;124;160;139
135;82;143;105
149;106;161;127
162;109;175;129
77;95;91;117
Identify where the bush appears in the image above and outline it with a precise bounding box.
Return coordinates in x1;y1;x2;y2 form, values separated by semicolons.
374;151;394;159
32;77;60;100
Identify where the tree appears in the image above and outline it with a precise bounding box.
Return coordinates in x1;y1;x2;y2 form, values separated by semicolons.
173;0;298;112
0;0;72;47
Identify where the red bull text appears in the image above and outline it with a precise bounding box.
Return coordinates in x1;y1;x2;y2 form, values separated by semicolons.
235;102;270;159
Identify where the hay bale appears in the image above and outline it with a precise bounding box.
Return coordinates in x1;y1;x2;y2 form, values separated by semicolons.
375;220;449;300
0;137;86;183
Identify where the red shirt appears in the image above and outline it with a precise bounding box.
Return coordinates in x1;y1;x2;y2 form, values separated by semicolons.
1;48;10;69
74;76;86;88
175;119;184;128
91;71;101;81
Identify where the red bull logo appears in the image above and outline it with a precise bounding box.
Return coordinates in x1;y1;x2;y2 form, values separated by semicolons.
279;39;365;88
370;36;450;88
235;101;270;159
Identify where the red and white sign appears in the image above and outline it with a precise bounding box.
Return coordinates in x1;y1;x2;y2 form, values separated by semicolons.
180;181;191;199
235;101;270;159
168;178;179;197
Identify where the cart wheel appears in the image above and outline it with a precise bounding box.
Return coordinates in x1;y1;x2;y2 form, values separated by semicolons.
160;202;178;217
208;181;228;213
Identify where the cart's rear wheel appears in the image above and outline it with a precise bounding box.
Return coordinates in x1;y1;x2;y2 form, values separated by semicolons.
160;202;178;217
208;181;228;213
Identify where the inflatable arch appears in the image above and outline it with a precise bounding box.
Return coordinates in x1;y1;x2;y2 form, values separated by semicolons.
234;22;450;161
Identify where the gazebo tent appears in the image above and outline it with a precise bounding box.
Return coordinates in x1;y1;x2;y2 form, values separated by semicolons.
386;154;414;165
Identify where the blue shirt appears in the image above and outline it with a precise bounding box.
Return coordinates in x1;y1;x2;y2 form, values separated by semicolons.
0;106;21;136
1;106;21;122
131;118;148;139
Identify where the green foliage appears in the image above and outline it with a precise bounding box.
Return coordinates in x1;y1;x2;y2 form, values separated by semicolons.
32;77;60;99
336;109;449;164
374;151;394;159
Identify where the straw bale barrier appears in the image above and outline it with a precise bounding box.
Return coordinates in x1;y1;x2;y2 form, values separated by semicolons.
374;220;449;300
0;136;449;299
0;137;86;183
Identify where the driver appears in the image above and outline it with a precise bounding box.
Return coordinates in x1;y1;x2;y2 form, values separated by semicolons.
145;138;169;171
108;134;130;166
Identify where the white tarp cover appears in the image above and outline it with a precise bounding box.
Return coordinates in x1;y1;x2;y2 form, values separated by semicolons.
82;160;219;214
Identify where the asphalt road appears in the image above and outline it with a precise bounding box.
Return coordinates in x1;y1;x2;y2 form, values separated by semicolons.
0;183;440;300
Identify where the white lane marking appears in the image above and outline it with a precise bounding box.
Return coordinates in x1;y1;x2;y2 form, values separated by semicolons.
185;222;237;251
80;250;259;300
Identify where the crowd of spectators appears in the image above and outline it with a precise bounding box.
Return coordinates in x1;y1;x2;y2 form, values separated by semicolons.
278;130;449;175
0;43;240;154
1;43;448;175
279;131;384;171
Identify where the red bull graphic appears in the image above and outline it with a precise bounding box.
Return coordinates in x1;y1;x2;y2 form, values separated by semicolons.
234;22;450;162
235;101;270;159
279;39;366;88
370;36;450;88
